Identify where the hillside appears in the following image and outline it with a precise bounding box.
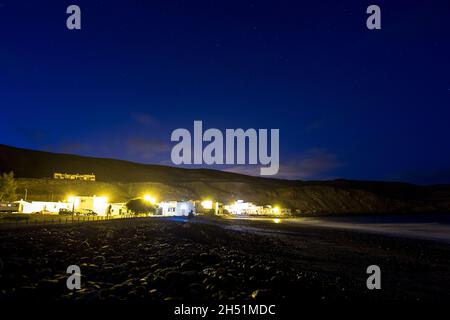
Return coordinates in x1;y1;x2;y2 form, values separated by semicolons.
0;144;262;184
1;144;450;214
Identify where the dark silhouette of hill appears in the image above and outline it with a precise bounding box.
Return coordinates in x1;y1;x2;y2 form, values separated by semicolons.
0;144;261;183
1;144;450;214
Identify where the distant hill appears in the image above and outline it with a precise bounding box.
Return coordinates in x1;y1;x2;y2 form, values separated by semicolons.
0;144;263;183
1;144;450;214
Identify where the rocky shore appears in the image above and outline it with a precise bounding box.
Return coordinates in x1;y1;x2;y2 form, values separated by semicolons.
0;217;449;303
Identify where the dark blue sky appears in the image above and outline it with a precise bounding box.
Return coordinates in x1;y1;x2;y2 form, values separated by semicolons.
1;0;449;184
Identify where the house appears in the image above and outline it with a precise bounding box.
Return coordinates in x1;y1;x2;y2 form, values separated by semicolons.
9;196;113;216
224;200;257;215
53;172;96;181
195;200;224;215
13;200;72;214
224;200;290;215
68;195;109;216
109;203;130;216
0;202;21;213
158;201;195;216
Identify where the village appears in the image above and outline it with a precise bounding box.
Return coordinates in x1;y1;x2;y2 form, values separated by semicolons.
0;172;291;218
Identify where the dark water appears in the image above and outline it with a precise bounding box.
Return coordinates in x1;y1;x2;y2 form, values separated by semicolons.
315;213;450;225
294;213;450;243
163;214;450;243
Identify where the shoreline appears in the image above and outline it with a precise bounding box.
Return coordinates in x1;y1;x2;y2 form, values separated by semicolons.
0;216;449;302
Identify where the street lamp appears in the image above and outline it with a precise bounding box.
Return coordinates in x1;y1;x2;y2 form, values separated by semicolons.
144;195;156;204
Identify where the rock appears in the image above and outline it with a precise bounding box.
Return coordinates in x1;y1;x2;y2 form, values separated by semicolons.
180;259;199;271
93;255;106;264
80;240;91;249
199;253;219;263
181;270;198;279
36;278;64;294
205;283;217;291
165;271;183;283
164;296;182;301
251;289;274;300
270;275;284;285
39;268;53;277
109;280;134;295
83;290;101;301
151;276;167;289
216;274;234;289
188;283;206;300
80;263;99;273
86;281;102;290
80;256;91;263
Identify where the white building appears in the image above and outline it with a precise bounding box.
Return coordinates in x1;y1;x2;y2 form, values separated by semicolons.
0;202;22;213
224;200;290;215
109;203;130;216
158;201;195;216
13;196;118;216
15;200;72;214
196;200;224;215
53;172;96;181
68;195;109;216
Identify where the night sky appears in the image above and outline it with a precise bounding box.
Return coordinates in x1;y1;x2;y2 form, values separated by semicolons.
1;0;449;184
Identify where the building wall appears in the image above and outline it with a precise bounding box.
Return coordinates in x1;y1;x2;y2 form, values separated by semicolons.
0;202;21;213
158;201;195;216
224;200;290;215
109;203;129;216
71;196;108;216
15;197;114;216
195;201;224;215
17;201;72;214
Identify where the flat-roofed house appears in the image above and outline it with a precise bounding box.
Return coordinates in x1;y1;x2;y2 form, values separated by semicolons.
109;203;130;216
68;195;109;216
0;202;21;213
14;200;72;214
158;201;195;216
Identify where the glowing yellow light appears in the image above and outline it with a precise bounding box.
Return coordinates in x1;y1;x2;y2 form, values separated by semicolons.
68;196;75;203
97;196;108;204
201;200;213;210
273;206;280;214
273;218;281;224
144;195;157;204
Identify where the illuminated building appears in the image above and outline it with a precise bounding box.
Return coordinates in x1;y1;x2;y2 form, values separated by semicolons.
67;195;109;215
109;203;130;216
13;200;72;214
158;201;195;216
224;200;290;215
201;200;213;210
53;172;96;181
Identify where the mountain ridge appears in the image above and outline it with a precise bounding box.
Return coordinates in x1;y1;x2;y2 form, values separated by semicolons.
1;144;450;214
